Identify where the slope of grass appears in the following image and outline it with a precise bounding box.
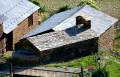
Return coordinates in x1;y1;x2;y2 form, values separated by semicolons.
106;61;120;77
36;0;120;19
42;55;96;68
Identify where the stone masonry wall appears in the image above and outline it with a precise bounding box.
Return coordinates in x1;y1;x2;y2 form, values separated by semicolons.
13;11;39;44
16;38;98;63
0;24;5;53
98;25;115;51
38;38;98;63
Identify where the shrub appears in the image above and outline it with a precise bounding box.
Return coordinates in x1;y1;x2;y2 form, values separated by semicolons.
57;5;71;13
0;75;5;77
78;0;99;9
28;0;47;12
39;5;47;13
2;51;13;61
92;67;108;77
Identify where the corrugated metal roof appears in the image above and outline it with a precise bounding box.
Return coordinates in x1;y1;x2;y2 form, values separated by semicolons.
23;5;118;38
0;0;40;34
53;5;118;36
0;14;8;24
23;7;81;38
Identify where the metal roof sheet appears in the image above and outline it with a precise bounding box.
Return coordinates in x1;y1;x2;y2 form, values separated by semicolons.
22;7;81;38
53;5;118;36
0;14;8;24
23;5;118;38
0;0;40;34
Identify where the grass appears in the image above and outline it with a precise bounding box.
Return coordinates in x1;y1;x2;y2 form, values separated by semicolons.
0;57;6;64
35;0;120;20
42;55;96;68
41;51;120;77
29;0;120;23
56;5;71;13
0;51;13;63
3;51;13;60
115;31;120;51
78;0;99;9
106;61;120;77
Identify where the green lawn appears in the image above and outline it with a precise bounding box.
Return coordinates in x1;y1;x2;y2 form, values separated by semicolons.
42;55;96;68
106;61;120;77
41;54;120;77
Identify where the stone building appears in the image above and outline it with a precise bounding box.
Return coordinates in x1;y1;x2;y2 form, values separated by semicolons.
19;5;118;62
0;0;40;53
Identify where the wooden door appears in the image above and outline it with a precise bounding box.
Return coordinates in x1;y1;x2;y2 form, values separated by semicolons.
6;31;13;51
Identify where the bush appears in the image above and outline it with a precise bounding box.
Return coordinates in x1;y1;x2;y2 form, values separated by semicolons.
29;0;47;12
56;5;71;13
92;68;108;77
2;51;13;61
78;0;99;9
0;75;5;77
39;5;47;13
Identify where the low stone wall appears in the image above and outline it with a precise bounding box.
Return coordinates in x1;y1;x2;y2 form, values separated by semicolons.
16;38;98;63
38;38;98;63
98;26;115;51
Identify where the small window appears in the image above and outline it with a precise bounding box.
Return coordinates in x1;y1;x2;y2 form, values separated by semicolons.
28;14;33;27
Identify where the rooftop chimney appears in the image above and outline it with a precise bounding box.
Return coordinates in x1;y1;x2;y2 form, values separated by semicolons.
76;16;91;29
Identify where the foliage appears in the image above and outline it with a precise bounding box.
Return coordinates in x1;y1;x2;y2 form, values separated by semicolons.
56;5;71;13
92;68;108;77
106;61;120;77
94;49;120;77
29;0;47;12
0;56;6;64
3;51;13;61
39;5;47;13
0;75;5;77
115;31;120;51
29;0;40;6
78;0;99;9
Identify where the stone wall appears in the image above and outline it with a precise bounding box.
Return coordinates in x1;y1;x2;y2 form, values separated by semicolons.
37;38;98;63
98;25;115;51
0;24;5;53
13;11;39;44
16;38;98;63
